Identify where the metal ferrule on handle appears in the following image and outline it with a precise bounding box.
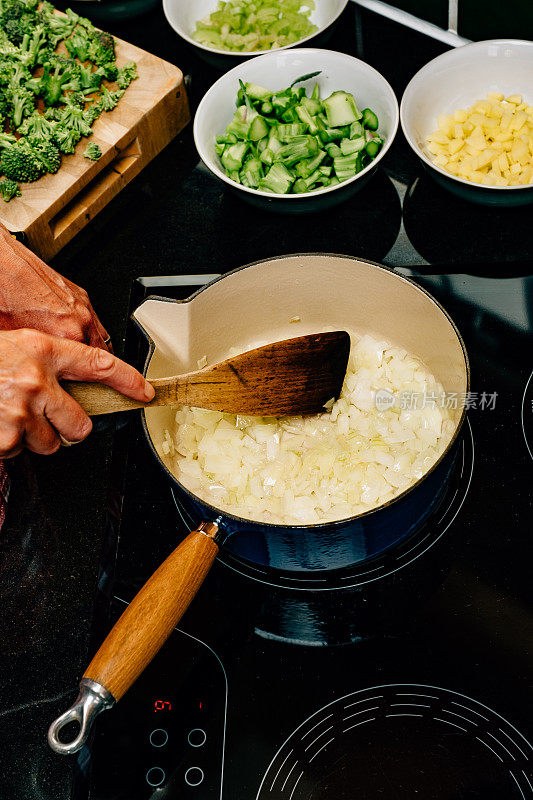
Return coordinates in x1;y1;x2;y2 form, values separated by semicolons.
47;679;115;755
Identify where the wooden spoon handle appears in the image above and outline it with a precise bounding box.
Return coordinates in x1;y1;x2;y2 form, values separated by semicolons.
83;524;220;701
64;378;183;415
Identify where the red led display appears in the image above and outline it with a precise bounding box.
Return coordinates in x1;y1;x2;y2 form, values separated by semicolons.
154;700;172;712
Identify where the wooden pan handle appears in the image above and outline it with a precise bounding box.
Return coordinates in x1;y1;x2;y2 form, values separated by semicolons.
84;523;220;701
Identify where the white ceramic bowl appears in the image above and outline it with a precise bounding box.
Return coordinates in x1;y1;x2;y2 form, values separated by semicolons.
163;0;348;65
193;48;399;213
401;39;533;206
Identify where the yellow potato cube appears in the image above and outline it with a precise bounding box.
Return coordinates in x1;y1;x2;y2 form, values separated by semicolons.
426;91;533;186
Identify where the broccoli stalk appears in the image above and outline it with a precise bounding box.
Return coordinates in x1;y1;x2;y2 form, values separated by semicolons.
6;85;34;127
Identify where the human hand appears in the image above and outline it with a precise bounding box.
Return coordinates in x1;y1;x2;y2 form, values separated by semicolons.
0;329;154;458
0;225;111;350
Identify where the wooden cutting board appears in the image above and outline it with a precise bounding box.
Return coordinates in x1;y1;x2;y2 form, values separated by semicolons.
0;36;190;261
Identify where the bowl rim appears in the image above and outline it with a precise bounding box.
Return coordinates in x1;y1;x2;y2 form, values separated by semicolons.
193;47;400;201
400;38;533;193
162;0;349;57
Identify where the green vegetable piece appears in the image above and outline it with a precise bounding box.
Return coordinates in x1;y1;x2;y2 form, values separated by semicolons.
53;125;81;154
277;123;307;142
0;177;20;201
311;82;320;101
295;105;319;134
1;141;44;182
227;105;259;139
365;138;382;158
84;142;102;160
244;82;273;101
324;142;342;158
333;153;360;181
322;91;362;127
292;177;309;193
362;108;379;131
33;139;61;173
349;120;364;138
340;136;365;156
258;162;294;194
249;115;269;141
301;96;322;116
240;155;263;188
221;141;248;171
117;61;138;90
295;149;326;179
290;71;321;88
261;100;273;115
274;135;318;167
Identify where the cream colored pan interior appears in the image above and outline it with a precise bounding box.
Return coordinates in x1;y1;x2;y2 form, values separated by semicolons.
133;255;469;477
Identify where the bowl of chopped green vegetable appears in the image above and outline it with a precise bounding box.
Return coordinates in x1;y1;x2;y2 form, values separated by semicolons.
193;48;399;212
163;0;349;68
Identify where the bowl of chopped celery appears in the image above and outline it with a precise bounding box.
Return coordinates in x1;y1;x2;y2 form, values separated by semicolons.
193;48;399;212
163;0;348;67
401;39;533;206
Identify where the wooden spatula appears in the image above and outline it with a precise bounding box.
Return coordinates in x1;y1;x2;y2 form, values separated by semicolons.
66;331;351;416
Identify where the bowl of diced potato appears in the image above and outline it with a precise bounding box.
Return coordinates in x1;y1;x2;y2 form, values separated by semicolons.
401;39;533;206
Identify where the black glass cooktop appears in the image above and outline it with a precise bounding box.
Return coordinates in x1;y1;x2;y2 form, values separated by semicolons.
68;6;533;798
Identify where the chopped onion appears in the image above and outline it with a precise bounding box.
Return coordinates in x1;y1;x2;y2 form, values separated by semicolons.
164;334;456;525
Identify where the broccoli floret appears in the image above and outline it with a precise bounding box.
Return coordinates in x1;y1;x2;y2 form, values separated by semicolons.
98;84;123;112
83;100;102;125
52;123;81;154
78;63;103;91
19;24;48;68
40;59;79;105
57;98;92;137
0;176;21;201
0;1;34;45
39;5;79;46
87;30;115;66
83;142;101;160
32;138;61;173
65;29;91;62
0;27;20;57
0;131;17;149
96;62;118;82
6;85;35;127
1;141;44;181
17;109;56;140
116;61;137;90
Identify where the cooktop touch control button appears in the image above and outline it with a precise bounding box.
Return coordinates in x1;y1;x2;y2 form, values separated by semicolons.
185;767;204;787
187;728;207;747
146;767;165;788
149;728;169;748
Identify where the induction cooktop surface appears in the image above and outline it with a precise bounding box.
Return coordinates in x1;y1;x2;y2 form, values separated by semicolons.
73;259;533;800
